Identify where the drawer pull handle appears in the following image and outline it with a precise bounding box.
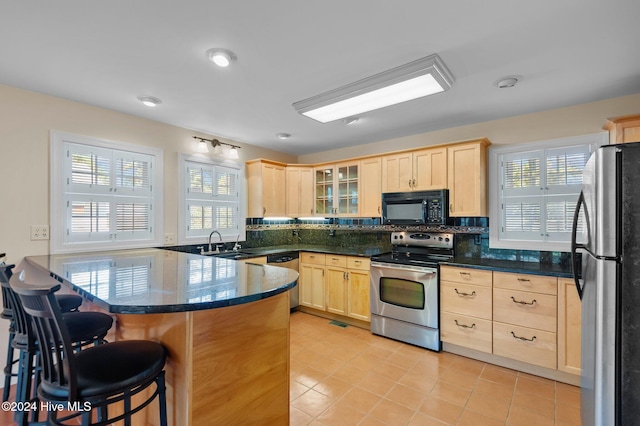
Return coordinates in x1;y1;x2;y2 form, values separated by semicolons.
511;296;536;306
354;260;361;263
517;278;531;282
454;288;476;297
511;331;536;342
454;320;476;329
459;272;471;276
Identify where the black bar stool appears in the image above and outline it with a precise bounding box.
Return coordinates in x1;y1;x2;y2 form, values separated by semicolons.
1;265;114;426
1;263;83;402
11;276;168;426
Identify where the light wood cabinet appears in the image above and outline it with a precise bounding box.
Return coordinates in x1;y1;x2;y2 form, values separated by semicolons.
346;257;370;322
558;278;582;375
493;270;557;369
246;159;286;217
604;114;640;144
440;265;493;353
492;322;557;369
447;139;489;217
314;162;360;216
381;147;447;193
299;253;370;322
286;166;314;217
360;157;382;217
326;255;348;315
299;252;326;310
441;266;570;373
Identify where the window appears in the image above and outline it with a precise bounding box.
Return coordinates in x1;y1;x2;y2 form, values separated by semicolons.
489;133;607;251
51;132;163;253
178;155;244;244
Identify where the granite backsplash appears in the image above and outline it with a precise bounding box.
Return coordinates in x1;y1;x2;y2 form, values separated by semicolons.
166;217;571;268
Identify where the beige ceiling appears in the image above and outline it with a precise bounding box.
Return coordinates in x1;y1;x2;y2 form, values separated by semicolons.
1;0;639;155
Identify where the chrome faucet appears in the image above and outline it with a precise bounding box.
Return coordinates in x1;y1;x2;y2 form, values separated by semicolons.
208;230;223;253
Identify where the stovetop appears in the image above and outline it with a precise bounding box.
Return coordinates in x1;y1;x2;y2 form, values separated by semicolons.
371;231;454;267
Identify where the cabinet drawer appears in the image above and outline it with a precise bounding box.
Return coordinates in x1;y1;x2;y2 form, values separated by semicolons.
493;322;557;369
346;256;370;271
441;312;492;353
300;252;326;265
493;271;557;295
440;266;492;287
326;255;347;268
440;282;492;320
493;288;557;332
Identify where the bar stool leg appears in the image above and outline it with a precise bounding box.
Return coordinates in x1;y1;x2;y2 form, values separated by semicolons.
2;329;15;401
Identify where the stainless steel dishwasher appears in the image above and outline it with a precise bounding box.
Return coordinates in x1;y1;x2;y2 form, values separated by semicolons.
267;252;299;309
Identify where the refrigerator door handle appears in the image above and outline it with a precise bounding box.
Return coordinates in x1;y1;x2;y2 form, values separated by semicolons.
571;190;588;299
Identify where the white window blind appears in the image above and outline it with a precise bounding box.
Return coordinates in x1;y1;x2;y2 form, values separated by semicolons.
51;132;163;253
63;142;155;244
184;160;241;239
490;133;606;251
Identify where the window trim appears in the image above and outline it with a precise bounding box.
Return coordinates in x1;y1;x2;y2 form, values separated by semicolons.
489;132;607;251
50;131;164;254
177;154;246;246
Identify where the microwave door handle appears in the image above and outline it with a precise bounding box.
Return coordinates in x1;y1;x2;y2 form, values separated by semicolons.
422;200;428;223
571;191;588;300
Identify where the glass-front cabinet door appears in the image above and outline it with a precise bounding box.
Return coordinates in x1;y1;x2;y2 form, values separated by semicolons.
336;163;359;215
315;167;334;215
314;162;359;216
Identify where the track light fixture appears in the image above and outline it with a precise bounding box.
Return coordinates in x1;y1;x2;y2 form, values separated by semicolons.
193;136;241;159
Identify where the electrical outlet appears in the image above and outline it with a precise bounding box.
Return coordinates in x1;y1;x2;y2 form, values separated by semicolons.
31;225;50;241
164;233;175;245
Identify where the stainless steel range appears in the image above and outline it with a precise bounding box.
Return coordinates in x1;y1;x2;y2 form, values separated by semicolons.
370;231;454;351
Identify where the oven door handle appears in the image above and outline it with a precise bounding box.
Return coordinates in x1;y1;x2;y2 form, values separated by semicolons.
370;262;437;274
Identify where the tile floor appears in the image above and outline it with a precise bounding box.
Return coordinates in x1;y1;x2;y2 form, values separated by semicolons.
289;311;582;426
1;311;582;425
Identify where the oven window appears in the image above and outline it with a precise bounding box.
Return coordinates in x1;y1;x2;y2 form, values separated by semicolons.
379;277;425;309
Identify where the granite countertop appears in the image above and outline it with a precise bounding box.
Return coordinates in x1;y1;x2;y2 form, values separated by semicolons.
236;244;385;258
444;257;574;278
24;248;298;314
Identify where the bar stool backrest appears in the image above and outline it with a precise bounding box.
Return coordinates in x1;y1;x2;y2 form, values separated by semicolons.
0;264;15;320
2;265;37;350
10;273;79;400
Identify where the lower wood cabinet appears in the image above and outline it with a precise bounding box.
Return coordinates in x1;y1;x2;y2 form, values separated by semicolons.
299;253;326;311
299;252;370;322
558;278;582;375
441;266;580;376
493;321;557;369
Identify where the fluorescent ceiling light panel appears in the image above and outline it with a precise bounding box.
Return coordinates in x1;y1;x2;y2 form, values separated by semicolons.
293;54;454;123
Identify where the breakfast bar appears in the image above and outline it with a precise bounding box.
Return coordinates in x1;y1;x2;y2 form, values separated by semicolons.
20;249;299;425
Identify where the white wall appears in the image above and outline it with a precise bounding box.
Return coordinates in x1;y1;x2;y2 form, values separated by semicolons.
298;93;640;164
0;83;297;384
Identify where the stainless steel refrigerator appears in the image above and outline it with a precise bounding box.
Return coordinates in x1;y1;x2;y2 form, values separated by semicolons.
572;142;640;426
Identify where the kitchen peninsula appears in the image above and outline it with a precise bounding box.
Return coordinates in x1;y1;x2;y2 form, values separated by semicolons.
19;248;299;425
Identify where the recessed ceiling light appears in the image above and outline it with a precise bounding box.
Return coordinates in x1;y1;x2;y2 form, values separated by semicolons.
137;96;161;107
276;133;291;140
495;76;522;89
206;48;237;67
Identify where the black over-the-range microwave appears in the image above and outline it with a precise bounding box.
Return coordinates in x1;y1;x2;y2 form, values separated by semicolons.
381;189;449;225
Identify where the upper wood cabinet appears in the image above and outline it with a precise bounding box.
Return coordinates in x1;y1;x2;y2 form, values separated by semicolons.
447;139;489;217
381;147;447;193
246;159;286;217
314;161;360;216
359;157;382;217
604;114;640;144
286;166;314;218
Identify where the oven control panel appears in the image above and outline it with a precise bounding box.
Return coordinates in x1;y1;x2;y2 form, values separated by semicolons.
390;231;453;249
